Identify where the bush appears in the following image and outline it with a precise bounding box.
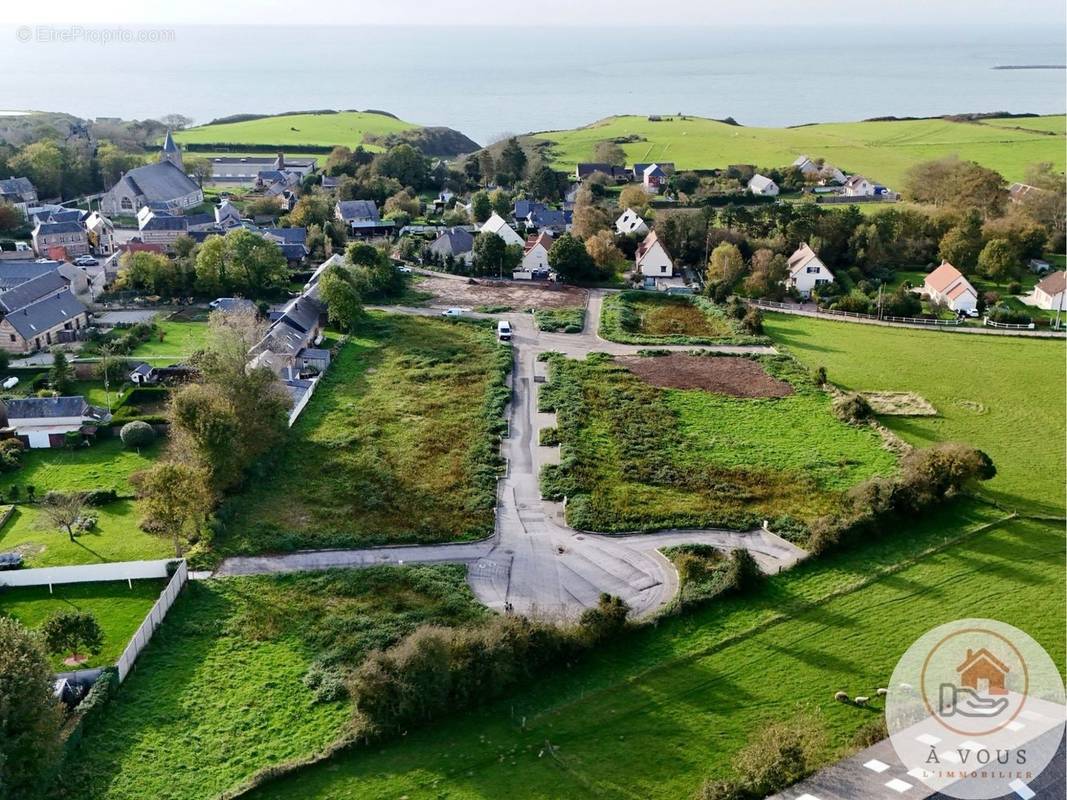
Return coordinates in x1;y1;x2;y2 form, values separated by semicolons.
83;489;118;506
812;366;827;386
987;305;1031;325
538;426;560;446
731;714;826;797
741;308;764;335
0;437;25;473
119;420;156;449
832;393;872;424
578;593;630;643
302;661;349;703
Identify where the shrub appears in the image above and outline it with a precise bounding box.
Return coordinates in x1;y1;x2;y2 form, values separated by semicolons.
741;308;764;335
0;437;25;473
721;549;763;595
832;393;872;424
578;593;630;643
302;661;349;703
731;714;827;798
538;426;560;446
119;420;156;449
987;305;1031;325
812;366;827;386
83;489;118;507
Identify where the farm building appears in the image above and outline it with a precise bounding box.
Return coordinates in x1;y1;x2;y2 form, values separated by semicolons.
923;261;977;314
785;244;834;298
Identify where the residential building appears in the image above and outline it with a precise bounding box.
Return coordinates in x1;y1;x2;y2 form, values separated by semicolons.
1032;270;1066;311
215;199;243;228
635;230;673;278
1029;258;1051;274
428;227;475;265
615;208;649;236
138;211;189;251
0;176;38;210
100;133;203;215
641;163;668;193
0;271;69;314
523;207;570;234
1008;182;1042;204
336;200;393;237
0;396;110;449
31;220;89;258
83;212;116;255
574;163;630;183
515;232;553;279
0;290;88;353
513;199;546;221
923;261;978;313
208;153;317;184
479;212;524;246
633;162;675;182
786;243;835;298
747;174;779;197
842;175;877;197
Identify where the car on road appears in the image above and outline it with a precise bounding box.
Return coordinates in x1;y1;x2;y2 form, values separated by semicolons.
441;308;464;317
497;320;512;341
397;265;413;274
73;255;99;266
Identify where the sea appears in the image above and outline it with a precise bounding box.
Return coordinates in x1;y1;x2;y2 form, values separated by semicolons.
0;24;1064;144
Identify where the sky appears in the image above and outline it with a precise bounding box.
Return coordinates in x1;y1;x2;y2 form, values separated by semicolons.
3;0;1065;28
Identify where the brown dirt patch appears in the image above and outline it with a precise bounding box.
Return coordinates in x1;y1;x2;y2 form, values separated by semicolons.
617;354;794;398
862;391;937;416
417;275;587;310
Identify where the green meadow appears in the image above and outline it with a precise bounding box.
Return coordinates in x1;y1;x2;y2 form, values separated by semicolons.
174;111;418;151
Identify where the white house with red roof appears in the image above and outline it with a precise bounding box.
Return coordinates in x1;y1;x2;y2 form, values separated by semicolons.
514;232;554;279
785;243;834;298
923;261;978;313
1031;270;1065;312
635;230;673;278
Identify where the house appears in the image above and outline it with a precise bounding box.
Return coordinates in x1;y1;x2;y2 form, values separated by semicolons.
297;347;331;373
100;133;203;216
479;212;524;246
793;156;821;177
208;153;317;184
0;396;110;449
513;199;546;221
574;163;630;183
747;174;779;197
633;162;674;182
138;211;189;251
1028;258;1051;274
635;230;673;278
335;200;393;237
1031;270;1066;311
31;220;89;258
321;175;340;192
428;227;475;265
792;156;845;185
209;297;257;313
786;243;835;299
0;271;69;314
641;163;669;194
563;183;580;209
843;175;877;197
615;208;649;236
524;207;570;234
0;176;38;210
83;212;116;255
0;290;88;353
923;261;978;313
956;648;1010;696
515;232;553;279
215;199;243;228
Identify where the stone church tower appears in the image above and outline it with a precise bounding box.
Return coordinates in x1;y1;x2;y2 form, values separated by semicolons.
159;131;184;170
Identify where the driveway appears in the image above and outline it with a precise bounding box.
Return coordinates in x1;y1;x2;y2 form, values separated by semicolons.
211;290;804;619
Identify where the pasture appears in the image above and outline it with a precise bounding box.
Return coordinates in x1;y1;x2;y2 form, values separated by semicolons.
173;111;417;151
536;114;1067;186
0;579;165;670
539;353;895;532
55;566;485;800
762;314;1067;514
243;512;1064;800
218;313;510;555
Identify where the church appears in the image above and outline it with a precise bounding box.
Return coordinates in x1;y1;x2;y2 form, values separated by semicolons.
100;132;204;216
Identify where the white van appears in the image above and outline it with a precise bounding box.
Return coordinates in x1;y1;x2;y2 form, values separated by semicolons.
497;320;512;341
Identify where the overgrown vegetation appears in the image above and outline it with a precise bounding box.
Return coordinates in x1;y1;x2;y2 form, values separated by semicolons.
663;546;764;609
599;292;764;345
217;313;510;556
532;306;585;333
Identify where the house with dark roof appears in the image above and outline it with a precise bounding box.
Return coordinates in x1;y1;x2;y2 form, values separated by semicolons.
0;290;88;353
0;176;38;210
100;134;203;215
0;396;110;448
32;220;89;258
335;200;393;237
575;164;630;183
208;153;317;184
0;270;68;314
513;200;546;222
138;211;189;251
428;227;475;265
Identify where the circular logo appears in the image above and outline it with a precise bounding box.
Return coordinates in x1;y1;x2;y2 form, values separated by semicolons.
16;26;33;43
886;619;1065;799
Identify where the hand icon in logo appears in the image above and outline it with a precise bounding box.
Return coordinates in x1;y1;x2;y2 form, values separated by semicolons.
940;683;1010;718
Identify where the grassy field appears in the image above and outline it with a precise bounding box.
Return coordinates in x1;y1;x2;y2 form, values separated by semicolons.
0;501;170;567
536;114;1067;186
245;511;1064;800
763;314;1066;514
0;579;164;669
533;307;586;333
174;111;418;151
57;566;485;800
128;320;210;363
217;313;510;555
599;292;755;345
540;353;895;531
0;437;160;497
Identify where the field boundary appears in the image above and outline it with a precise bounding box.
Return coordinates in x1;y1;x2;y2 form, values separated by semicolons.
0;559;174;588
117;561;187;682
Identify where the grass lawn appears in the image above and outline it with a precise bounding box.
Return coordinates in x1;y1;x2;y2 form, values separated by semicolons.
217;313;510;555
56;565;486;800
174;111;418;151
128;320;210;363
537;115;1067;187
0;579;165;670
244;511;1064;800
0;501;170;567
599;292;755;345
540;353;895;532
0;437;160;497
763;313;1066;515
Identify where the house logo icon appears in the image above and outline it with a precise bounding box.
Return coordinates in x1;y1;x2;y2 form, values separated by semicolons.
957;647;1010;696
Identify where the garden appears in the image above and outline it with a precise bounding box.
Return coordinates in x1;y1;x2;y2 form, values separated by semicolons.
217;312;511;555
598;292;764;345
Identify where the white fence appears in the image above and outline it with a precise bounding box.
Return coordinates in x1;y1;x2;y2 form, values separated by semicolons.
984;317;1036;330
117;560;188;682
0;559;173;588
751;300;964;326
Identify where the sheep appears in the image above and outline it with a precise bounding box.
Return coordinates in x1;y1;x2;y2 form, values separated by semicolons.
876;687;888;696
854;696;870;706
834;691;849;703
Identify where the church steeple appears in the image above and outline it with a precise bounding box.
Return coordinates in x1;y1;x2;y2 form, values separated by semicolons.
160;131;183;170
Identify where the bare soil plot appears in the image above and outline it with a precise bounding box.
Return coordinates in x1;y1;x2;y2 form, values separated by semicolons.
617;354;794;398
418;275;587;310
862;391;937;416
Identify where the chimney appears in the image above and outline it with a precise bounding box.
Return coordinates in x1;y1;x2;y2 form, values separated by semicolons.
965;649;974;661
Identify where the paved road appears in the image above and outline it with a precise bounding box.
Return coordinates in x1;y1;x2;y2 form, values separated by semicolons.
213;290;804;619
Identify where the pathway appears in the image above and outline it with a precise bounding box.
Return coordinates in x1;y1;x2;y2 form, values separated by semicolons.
212;290;805;619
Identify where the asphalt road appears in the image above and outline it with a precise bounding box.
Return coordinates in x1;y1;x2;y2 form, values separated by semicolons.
213;289;805;619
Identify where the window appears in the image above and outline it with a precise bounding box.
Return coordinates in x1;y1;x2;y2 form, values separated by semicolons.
121;197;133;210
8;334;14;342
806;265;820;274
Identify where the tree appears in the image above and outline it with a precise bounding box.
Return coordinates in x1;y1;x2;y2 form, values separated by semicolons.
120;420;156;450
549;233;596;283
119;250;181;296
0;617;64;796
375;143;429;188
570;200;612;241
318;267;364;332
904;157;1007;216
185;156;213;188
157;113;193;130
193;228;288;297
585;230;626;273
383;189;421;219
244;195;284;219
289;194;334;228
938;210;984;271
706;241;745;287
976;237;1020;281
95;143;144;186
743;249;788;299
41;610;103;663
618;184;651;215
593;140;626;166
9;141;65;198
489;189;511;217
498;137;527;180
132;461;213;557
170;382;243;487
48;349;74;395
526;163;564;201
40;491;86;542
472;231;507;275
674;171;701;195
0;201;25;232
470;191;492;224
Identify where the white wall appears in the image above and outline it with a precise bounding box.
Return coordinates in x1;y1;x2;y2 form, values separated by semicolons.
638;243;673;277
0;559;173;587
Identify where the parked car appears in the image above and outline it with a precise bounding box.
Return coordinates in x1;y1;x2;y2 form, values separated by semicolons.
397;265;413;274
497;320;512;341
0;551;24;570
441;308;464;317
73;255;99;266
